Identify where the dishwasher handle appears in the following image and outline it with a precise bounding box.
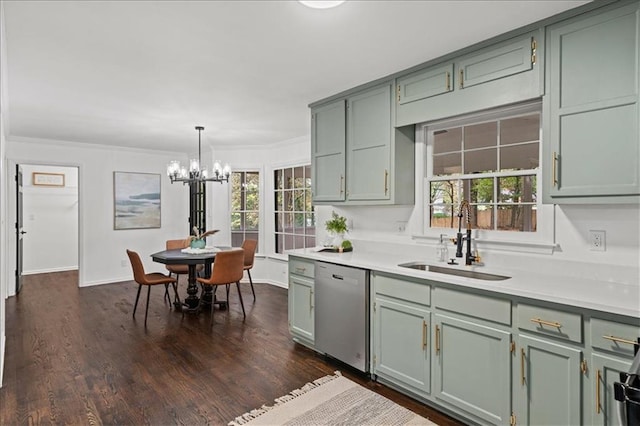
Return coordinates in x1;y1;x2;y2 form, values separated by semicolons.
332;274;344;280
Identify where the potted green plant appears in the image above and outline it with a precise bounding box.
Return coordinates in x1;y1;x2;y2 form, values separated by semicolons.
325;211;348;247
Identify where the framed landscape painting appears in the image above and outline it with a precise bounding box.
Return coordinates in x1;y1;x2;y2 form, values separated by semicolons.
113;172;161;230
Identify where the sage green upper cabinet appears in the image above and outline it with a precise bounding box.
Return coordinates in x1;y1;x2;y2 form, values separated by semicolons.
347;84;392;201
311;100;346;202
396;30;543;127
543;1;640;203
311;82;415;205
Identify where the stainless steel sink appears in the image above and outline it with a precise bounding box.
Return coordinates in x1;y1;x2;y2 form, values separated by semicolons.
398;262;510;281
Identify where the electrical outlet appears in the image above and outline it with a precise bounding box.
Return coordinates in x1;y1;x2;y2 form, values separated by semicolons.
589;230;606;251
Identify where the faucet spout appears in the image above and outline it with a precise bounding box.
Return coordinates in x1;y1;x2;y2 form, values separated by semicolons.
455;200;478;266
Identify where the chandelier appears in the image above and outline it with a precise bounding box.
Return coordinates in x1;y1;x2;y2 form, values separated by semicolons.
167;126;231;184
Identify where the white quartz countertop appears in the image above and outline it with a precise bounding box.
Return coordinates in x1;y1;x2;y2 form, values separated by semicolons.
287;248;640;318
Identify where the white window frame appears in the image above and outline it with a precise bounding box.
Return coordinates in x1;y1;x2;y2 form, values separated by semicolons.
417;101;555;253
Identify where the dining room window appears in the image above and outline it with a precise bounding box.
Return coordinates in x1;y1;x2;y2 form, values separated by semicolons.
274;165;315;254
230;171;259;247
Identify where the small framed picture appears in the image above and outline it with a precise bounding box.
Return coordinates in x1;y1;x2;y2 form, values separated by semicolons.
32;172;65;187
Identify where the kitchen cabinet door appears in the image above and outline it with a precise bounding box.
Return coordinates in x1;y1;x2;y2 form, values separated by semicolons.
543;1;640;203
311;99;346;202
288;274;314;347
373;296;431;397
434;313;512;425
591;354;632;426
346;84;392;201
515;334;582;425
396;63;454;106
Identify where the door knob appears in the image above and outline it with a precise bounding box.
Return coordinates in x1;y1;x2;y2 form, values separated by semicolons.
20;230;27;235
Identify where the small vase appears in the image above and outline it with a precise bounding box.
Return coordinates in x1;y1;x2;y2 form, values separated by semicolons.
331;232;344;248
190;238;206;249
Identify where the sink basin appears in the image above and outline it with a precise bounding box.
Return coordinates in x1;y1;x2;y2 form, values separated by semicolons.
398;262;510;281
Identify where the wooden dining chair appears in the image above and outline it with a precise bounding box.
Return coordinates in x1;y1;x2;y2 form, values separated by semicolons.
241;239;258;301
164;238;203;305
126;249;178;326
196;249;245;326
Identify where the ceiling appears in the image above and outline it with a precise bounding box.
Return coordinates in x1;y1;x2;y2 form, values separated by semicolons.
1;0;590;153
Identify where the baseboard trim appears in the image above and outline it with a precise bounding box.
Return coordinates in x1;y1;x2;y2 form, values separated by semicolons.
22;266;78;276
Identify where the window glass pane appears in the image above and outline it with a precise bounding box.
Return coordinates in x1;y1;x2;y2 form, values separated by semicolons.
275;212;284;232
274;170;283;190
430;180;458;205
430;204;457;229
305;213;316;233
433;153;462;176
283;212;293;233
246;190;258;211
304;189;313;212
245;212;259;230
433;127;462;154
464;148;497;174
497;205;537;232
231;212;242;231
284;168;293;189
500;143;539;170
294;189;305;211
465;122;497;149
284;234;295;251
294;166;304;189
470;178;493;203
498;176;537;203
304;165;312;188
231;232;244;248
472;204;493;230
246;172;259;189
501;114;539;145
305;236;316;248
284;190;293;211
274;191;283;212
294;213;305;232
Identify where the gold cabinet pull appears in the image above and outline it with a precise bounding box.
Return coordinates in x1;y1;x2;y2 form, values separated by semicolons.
396;85;401;103
603;335;637;346
530;317;562;328
596;369;601;414
422;321;427;349
384;169;389;195
446;72;451;91
309;289;313;309
521;348;526;386
295;267;306;274
459;68;464;89
581;359;588;374
339;174;344;196
552;152;558;187
435;324;441;355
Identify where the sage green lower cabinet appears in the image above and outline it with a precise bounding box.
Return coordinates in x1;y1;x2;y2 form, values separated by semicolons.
371;272;431;398
591;354;632;426
373;296;431;397
515;334;582;425
434;313;512;425
288;257;315;348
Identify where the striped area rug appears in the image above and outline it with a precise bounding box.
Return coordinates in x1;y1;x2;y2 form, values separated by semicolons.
228;371;437;426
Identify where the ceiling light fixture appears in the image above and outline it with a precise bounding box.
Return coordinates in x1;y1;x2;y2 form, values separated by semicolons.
167;126;230;185
298;1;346;9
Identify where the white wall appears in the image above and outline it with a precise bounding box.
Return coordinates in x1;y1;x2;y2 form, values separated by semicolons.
20;164;78;274
6;137;190;289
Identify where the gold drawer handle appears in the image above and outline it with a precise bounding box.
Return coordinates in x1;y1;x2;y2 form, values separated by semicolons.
295;267;306;273
530;318;562;328
435;324;440;355
552;152;558;187
603;335;637;346
596;369;601;414
422;321;427;350
520;348;526;386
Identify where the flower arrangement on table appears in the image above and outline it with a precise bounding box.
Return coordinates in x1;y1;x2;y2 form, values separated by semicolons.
187;227;219;249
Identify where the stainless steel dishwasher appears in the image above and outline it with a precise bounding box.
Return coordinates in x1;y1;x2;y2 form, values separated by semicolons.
314;261;369;373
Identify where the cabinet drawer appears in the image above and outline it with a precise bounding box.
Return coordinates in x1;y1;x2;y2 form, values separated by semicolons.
289;258;315;279
373;273;430;306
435;287;511;326
397;62;454;105
517;303;582;343
591;317;640;358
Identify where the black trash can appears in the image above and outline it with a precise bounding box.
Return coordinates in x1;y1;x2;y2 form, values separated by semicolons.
614;339;640;426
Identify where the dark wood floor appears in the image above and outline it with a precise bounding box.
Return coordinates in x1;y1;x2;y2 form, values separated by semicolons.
0;271;464;425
